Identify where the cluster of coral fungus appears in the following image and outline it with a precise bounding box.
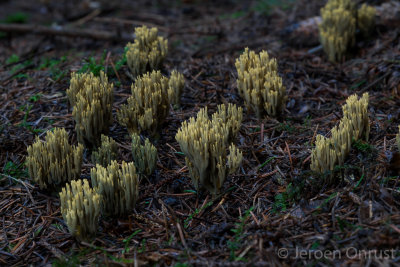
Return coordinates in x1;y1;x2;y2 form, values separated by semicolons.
26;4;378;241
318;0;375;62
310;93;369;174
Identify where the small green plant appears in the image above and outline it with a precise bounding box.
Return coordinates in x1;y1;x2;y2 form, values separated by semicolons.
313;192;338;214
68;246;134;264
310;241;320;250
350;80;366;90
250;127;261;133
7;58;32;80
38;56;65;69
272;192;288;212
29;93;42;102
114;46;128;72
11;60;32;72
0;13;28;38
272;183;301;213
172;39;182;49
51;223;64;231
78;53;106;76
174;263;191;267
15;73;30;79
52;248;92;267
6;243;16;253
353;138;374;152
184;201;213;228
44;117;55;126
227;206;254;261
278;121;295;133
4;12;29;23
258;156;276;170
18;104;32;128
78;49;125;78
336;216;362;232
6;54;19;64
122;229;142;254
253;0;295;15
18;104;44;133
166;235;175;246
202;35;218;43
380;176;397;186
353;174;364;190
38;56;67;81
3;161;28;178
138;239;147;253
33;226;43;238
303;115;312;128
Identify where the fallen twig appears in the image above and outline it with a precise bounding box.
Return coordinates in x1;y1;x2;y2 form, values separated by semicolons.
0;23;132;42
93;17;168;32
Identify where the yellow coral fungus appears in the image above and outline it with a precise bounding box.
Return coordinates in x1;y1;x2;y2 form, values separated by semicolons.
26;128;83;190
358;4;376;37
67;71;114;147
342;92;369;141
91;135;118;167
126;25;168;77
131;133;157;176
91;161;139;216
168;70;185;107
60;179;101;242
175;104;243;195
319;0;356;62
323;0;356;13
310;118;352;174
235;47;286;118
117;70;170;136
319;0;376;61
211;103;243;143
310;93;369;174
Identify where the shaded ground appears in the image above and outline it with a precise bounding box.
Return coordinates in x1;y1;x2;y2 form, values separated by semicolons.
1;0;400;266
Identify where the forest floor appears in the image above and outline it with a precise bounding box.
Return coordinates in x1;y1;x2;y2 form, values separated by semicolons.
1;0;400;266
